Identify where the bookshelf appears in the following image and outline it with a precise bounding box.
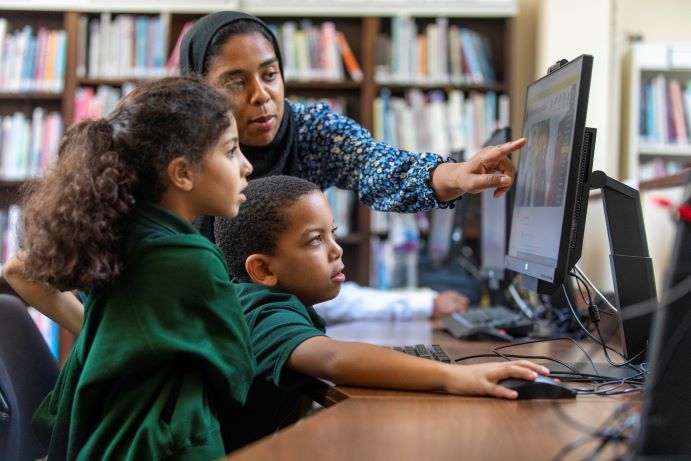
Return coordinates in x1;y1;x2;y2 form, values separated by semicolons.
0;2;516;361
625;42;691;182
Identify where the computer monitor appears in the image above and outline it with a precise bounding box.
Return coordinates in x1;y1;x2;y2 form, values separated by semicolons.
634;170;691;458
480;127;513;291
506;55;594;294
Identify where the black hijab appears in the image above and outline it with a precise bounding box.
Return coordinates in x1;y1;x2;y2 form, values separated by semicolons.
180;11;300;240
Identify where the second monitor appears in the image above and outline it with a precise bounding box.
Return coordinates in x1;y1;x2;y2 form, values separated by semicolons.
480;127;513;293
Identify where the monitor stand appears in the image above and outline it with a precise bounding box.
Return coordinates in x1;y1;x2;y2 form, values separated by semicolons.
529;171;656;380
590;170;657;364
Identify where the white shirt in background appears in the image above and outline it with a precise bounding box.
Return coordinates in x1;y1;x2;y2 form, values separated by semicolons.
313;282;435;324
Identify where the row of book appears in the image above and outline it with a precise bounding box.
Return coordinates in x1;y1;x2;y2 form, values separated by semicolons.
0;108;63;180
369;214;421;289
639;157;690;181
0;205;20;267
639;75;691;147
373;89;509;158
0;205;58;357
287;95;347;117
73;84;136;123
29;307;60;360
77;14;365;83
29;308;60;359
73;86;346;125
293;96;356;235
325;187;356;238
77;13;172;79
0;20;67;93
4;14;499;87
375;17;497;85
272;21;363;82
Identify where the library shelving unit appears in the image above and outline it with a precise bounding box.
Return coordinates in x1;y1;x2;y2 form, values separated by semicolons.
624;42;691;182
0;0;517;362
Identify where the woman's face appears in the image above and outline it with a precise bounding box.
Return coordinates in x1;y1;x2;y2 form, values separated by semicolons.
206;32;285;147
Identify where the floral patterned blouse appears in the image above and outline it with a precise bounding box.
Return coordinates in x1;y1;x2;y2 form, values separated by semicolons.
290;101;455;211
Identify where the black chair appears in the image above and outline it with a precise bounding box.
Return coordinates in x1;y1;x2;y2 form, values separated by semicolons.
0;294;59;461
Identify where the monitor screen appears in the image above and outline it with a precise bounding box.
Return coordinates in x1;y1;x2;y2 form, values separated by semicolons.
506;55;593;291
480;127;512;288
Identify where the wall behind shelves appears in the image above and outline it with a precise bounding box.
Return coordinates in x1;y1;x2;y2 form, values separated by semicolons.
511;0;690;294
578;0;691;293
618;0;691;183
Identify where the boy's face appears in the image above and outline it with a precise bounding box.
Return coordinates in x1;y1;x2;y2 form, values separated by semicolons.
268;190;345;306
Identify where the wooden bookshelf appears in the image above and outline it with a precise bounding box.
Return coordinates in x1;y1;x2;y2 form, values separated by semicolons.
624;42;691;181
0;3;517;359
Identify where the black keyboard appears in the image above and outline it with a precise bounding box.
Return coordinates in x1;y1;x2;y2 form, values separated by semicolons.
391;344;452;363
441;306;533;341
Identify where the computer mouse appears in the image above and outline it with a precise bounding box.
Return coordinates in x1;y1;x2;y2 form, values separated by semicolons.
498;375;577;399
461;327;514;342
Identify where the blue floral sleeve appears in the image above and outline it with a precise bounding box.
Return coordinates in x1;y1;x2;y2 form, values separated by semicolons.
290;101;457;212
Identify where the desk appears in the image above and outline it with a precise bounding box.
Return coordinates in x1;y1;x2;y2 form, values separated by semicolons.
227;321;637;461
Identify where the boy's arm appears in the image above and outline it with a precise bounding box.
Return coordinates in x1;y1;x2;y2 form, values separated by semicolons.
288;336;548;399
3;253;84;335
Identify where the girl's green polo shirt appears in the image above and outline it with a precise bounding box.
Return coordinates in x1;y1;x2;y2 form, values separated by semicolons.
33;202;256;460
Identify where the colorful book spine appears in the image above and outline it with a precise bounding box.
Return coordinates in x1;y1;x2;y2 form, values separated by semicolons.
336;31;363;82
165;21;195;74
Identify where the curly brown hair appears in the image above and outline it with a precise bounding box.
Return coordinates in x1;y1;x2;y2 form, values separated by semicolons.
20;76;233;291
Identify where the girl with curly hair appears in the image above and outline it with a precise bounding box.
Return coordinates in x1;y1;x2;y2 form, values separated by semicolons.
5;76;256;459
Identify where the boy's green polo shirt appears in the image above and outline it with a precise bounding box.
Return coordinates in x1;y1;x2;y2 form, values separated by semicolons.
33;202;256;460
230;282;326;450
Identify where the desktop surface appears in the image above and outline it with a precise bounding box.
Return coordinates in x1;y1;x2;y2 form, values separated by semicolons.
309;319;635;402
227;320;639;461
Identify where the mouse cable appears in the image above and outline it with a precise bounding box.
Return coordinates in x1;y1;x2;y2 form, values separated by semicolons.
570;269;594;305
551;402;637;461
563;279;610;348
453;351;643;387
573;264;618;313
507;283;535;319
452;351;591;378
487;351;644;388
492;333;645;385
452;351;605;386
562;281;645;370
582;413;639;461
593;322;648;368
552;401;634;444
571;272;615;317
451;352;577;372
492;336;600;377
576;374;646;396
580;281;648;369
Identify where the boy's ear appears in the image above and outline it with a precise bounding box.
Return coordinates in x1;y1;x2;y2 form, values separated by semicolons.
167;156;195;191
245;254;278;287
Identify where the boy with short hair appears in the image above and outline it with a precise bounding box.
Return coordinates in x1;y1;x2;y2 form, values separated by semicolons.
215;175;548;449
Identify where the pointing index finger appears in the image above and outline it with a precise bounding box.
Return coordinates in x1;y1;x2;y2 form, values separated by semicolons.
497;138;526;156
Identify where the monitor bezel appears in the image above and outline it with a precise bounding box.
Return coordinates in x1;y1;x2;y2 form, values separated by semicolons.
505;54;593;289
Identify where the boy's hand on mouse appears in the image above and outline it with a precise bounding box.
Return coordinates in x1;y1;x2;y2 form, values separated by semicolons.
444;360;549;399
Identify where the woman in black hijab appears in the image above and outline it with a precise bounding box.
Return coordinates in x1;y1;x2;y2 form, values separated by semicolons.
179;11;524;241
